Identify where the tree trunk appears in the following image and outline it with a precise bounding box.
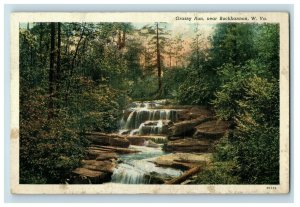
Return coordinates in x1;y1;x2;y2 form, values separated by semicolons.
196;35;200;69
117;29;126;50
39;23;44;66
64;24;85;105
232;25;238;65
156;23;162;97
117;30;122;49
165;166;201;184
122;30;126;47
48;22;56;119
56;22;61;93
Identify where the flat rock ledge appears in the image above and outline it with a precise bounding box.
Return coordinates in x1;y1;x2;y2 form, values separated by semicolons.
153;153;212;170
163;138;212;153
193;120;230;139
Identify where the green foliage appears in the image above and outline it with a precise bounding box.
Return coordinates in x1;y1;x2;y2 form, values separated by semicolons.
20;89;87;184
213;75;279;124
193;134;238;184
161;67;187;98
175;26;217;105
254;24;280;78
193;133;240;184
209;23;256;67
124;39;144;81
19;22;135;183
193;161;240;184
212;66;247;120
189;23;280;184
232;117;279;184
210;76;279;184
177;73;213;105
213;133;237;162
20;120;87;184
68;79;125;133
237;76;279;126
130;76;158;99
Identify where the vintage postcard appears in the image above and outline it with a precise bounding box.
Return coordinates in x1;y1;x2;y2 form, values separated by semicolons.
10;12;289;194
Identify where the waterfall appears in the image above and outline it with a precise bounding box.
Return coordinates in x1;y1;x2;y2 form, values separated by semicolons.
112;100;183;184
119;100;180;135
111;162;147;184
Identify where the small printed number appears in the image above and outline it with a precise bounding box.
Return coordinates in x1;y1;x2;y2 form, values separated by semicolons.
266;186;277;190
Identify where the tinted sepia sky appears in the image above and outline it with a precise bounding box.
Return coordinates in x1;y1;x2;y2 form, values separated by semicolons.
131;22;215;66
132;22;215;39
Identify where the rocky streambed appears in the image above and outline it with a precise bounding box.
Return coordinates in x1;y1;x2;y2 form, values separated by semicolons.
71;100;230;184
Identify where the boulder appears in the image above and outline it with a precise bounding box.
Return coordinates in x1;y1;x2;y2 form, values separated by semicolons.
109;137;130;148
86;148;110;159
86;147;120;160
96;152;118;161
163;138;211;153
72;168;111;184
189;106;212;119
85;132;130;148
168;117;212;137
81;160;116;174
193;120;230;139
86;134;110;145
153;153;212;170
176;109;192;121
126;136;145;146
177;106;213;121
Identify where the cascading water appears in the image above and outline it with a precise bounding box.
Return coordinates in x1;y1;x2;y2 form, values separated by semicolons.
111;145;182;184
111;100;183;184
119;100;180;136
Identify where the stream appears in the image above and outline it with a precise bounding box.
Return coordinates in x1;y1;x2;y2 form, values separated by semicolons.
111;145;182;184
111;100;183;184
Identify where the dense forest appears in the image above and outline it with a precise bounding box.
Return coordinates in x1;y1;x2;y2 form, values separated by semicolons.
20;22;279;184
